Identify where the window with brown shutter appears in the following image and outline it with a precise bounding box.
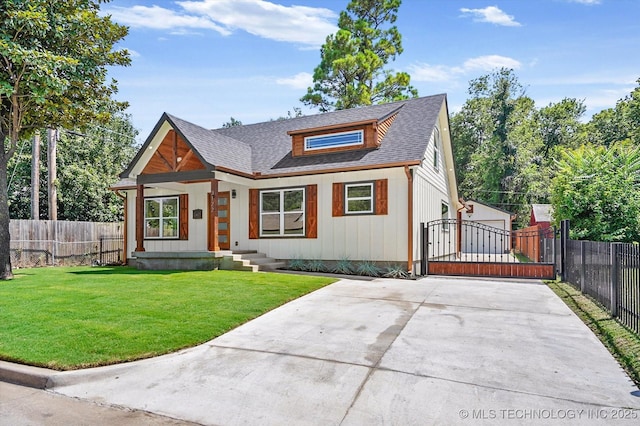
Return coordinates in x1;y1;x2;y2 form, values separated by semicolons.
333;179;388;216
249;186;316;238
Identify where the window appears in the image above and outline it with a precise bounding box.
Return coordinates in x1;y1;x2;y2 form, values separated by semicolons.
345;183;374;214
441;201;449;231
305;130;363;151
145;196;179;238
332;179;387;217
260;188;305;237
433;127;440;171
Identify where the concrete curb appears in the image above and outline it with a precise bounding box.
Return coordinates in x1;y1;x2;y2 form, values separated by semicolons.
0;360;57;389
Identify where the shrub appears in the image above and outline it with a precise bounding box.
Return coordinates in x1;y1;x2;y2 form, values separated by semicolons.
287;257;306;271
305;259;327;272
356;260;381;277
383;264;409;279
333;257;354;274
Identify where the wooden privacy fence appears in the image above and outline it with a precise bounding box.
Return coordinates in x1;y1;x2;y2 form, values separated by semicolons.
9;220;124;268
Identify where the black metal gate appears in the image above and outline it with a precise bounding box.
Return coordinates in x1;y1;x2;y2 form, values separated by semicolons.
421;219;556;279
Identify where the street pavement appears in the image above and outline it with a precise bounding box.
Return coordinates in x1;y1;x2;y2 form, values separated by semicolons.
1;276;639;425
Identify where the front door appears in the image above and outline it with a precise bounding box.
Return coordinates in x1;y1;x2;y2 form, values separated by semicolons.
217;191;231;250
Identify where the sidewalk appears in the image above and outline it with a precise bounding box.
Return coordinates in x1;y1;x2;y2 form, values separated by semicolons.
2;276;639;425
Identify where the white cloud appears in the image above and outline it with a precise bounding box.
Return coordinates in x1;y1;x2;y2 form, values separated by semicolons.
460;6;521;27
463;55;522;71
107;5;231;35
568;0;601;4
276;72;313;89
107;0;337;47
410;55;522;82
407;64;462;82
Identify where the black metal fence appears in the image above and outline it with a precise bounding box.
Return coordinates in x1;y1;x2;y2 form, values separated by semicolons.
560;220;640;335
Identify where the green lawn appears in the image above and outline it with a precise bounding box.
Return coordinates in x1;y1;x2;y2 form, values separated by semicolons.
0;267;335;370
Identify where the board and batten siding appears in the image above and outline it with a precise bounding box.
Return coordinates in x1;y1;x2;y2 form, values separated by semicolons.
411;104;459;272
236;168;408;262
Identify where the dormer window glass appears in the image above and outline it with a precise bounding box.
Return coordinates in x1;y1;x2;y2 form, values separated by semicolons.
304;130;364;151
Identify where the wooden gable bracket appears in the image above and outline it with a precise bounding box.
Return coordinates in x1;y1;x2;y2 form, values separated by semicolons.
175;149;195;172
154;149;174;171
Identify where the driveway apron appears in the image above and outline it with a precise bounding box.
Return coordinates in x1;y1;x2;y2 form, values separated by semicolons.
49;276;640;425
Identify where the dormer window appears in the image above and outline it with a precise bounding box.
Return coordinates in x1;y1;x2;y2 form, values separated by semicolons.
304;130;364;151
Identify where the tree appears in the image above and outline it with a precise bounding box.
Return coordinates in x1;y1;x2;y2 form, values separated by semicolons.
301;0;417;112
582;78;640;147
550;143;640;242
451;69;533;216
0;0;130;279
222;117;242;128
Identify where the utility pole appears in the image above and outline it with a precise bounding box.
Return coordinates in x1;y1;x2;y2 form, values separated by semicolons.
31;131;40;220
47;128;57;220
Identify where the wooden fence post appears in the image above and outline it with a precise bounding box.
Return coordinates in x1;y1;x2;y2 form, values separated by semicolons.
580;241;586;293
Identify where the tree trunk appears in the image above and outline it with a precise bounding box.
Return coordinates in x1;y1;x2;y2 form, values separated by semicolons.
47;128;57;220
0;147;14;279
31;131;40;220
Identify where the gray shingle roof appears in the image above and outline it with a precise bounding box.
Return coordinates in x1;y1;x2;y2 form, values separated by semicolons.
121;94;446;180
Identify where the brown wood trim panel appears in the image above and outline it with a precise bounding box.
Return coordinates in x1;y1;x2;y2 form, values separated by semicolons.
135;184;145;252
428;262;556;279
248;188;259;239
306;184;318;238
332;182;344;217
179;194;188;240
375;179;388;215
291;122;379;157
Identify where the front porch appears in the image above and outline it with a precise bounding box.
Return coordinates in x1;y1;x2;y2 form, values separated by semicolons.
132;250;286;272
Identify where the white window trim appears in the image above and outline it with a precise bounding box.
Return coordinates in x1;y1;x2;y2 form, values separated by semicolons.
144;196;179;239
304;129;364;151
433;127;441;171
345;182;374;215
259;187;306;237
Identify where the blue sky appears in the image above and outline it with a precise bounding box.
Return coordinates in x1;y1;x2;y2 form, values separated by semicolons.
103;0;640;142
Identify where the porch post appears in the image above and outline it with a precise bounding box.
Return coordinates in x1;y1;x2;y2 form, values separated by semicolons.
135;184;145;252
208;178;220;251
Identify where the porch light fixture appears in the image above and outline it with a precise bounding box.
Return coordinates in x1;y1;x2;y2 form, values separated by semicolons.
232;189;236;199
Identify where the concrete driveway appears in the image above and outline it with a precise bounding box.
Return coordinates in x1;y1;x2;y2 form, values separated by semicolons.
34;276;640;424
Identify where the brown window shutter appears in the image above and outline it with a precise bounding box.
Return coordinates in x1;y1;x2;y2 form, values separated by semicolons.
306;184;318;238
375;179;388;215
179;194;189;239
249;189;259;239
332;182;344;217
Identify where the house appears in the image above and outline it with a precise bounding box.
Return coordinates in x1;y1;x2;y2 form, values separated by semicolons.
111;94;460;274
458;200;513;254
530;203;553;230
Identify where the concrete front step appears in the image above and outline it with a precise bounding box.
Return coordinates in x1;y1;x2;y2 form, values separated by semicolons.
233;251;285;271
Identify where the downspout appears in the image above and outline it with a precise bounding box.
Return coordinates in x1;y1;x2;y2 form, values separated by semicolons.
114;190;128;264
405;166;413;275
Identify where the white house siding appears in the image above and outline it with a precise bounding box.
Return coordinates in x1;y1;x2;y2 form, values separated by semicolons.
125;168;408;263
411;104;459;273
237;167;408;263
